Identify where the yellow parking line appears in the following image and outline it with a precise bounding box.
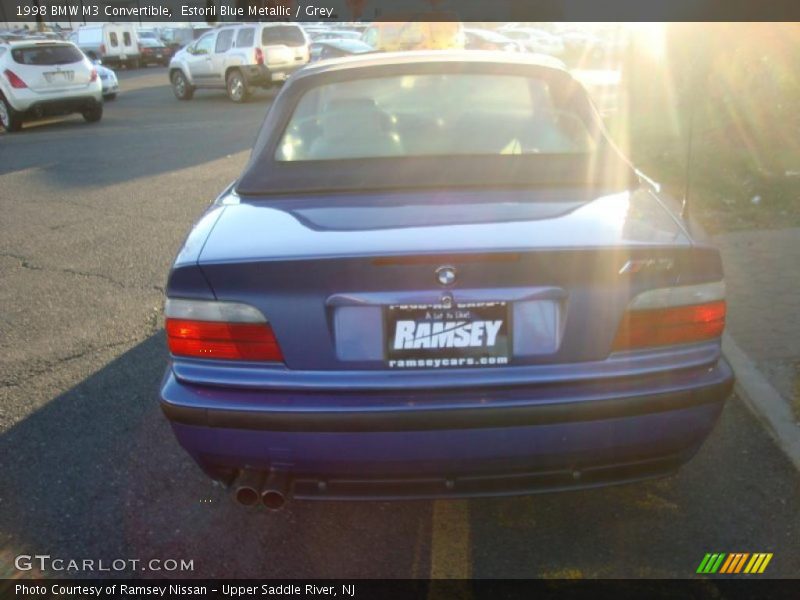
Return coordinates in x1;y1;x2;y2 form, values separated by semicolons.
429;500;472;579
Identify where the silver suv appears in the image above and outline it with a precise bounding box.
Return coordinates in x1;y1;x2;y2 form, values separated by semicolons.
168;23;310;103
0;40;103;132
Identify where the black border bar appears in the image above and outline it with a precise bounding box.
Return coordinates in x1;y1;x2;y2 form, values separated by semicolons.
3;0;800;24
4;579;800;600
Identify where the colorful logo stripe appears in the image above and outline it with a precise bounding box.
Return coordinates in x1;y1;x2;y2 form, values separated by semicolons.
697;553;773;574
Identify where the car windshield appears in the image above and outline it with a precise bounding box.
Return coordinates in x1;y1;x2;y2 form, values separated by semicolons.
11;44;83;66
275;73;596;161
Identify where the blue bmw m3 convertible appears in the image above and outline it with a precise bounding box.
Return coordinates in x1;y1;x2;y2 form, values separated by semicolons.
160;52;734;509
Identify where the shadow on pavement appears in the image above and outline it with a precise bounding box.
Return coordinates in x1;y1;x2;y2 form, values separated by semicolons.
0;83;278;188
0;333;431;579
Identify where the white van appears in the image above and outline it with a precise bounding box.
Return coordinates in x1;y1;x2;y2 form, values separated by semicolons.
69;23;141;69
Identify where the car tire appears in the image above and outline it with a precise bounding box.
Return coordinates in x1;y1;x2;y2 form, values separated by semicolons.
171;70;194;101
82;103;103;123
104;93;117;101
226;69;250;103
0;95;22;132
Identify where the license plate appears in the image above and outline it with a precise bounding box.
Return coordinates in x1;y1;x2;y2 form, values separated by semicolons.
271;72;287;82
385;301;511;369
156;53;163;57
120;54;127;60
44;71;72;83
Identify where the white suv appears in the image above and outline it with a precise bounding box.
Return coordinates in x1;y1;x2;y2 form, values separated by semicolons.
0;40;103;132
168;23;310;103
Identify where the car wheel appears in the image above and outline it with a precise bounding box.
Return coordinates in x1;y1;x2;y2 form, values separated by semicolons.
82;103;103;123
226;70;250;103
0;96;22;132
171;70;194;100
104;93;117;101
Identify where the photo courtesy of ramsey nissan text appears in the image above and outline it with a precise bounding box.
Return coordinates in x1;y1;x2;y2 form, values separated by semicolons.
1;0;799;598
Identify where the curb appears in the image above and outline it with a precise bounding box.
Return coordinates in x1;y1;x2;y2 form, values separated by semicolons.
723;333;800;471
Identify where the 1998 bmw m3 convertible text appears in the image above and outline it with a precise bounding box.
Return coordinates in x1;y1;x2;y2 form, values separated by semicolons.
159;52;734;509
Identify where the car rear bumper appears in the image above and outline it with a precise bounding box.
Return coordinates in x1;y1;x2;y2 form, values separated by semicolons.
8;84;103;112
241;63;304;86
19;95;101;119
160;359;733;497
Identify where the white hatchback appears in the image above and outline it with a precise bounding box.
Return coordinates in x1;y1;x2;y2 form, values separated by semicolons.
0;40;103;132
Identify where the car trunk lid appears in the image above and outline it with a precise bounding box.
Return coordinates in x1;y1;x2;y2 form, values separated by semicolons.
193;188;720;371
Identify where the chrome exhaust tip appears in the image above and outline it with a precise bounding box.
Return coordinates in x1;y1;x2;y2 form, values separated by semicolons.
233;469;265;506
260;469;289;511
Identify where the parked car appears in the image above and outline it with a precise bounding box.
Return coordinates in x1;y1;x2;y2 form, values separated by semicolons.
161;26;212;53
136;29;159;41
501;27;565;56
0;31;27;43
138;38;170;67
94;60;119;100
69;23;140;68
160;52;734;509
561;30;627;64
168;23;310;103
310;39;374;62
464;28;522;52
361;22;465;51
0;40;103;132
309;30;362;42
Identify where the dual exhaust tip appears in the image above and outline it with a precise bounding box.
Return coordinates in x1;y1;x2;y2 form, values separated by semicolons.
234;469;289;510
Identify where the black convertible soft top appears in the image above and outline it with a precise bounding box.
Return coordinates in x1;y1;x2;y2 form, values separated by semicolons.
235;52;636;196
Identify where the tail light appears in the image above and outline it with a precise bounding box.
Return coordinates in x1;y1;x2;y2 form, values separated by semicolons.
255;47;264;65
613;282;726;351
4;69;27;89
165;299;283;362
99;43;106;55
89;68;98;82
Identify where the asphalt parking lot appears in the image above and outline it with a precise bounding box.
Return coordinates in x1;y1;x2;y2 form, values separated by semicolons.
1;67;799;579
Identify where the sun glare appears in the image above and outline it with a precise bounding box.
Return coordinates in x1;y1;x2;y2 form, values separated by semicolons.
632;22;667;60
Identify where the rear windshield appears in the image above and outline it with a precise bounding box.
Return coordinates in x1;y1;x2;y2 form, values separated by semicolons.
276;74;597;161
262;25;305;47
12;44;84;66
